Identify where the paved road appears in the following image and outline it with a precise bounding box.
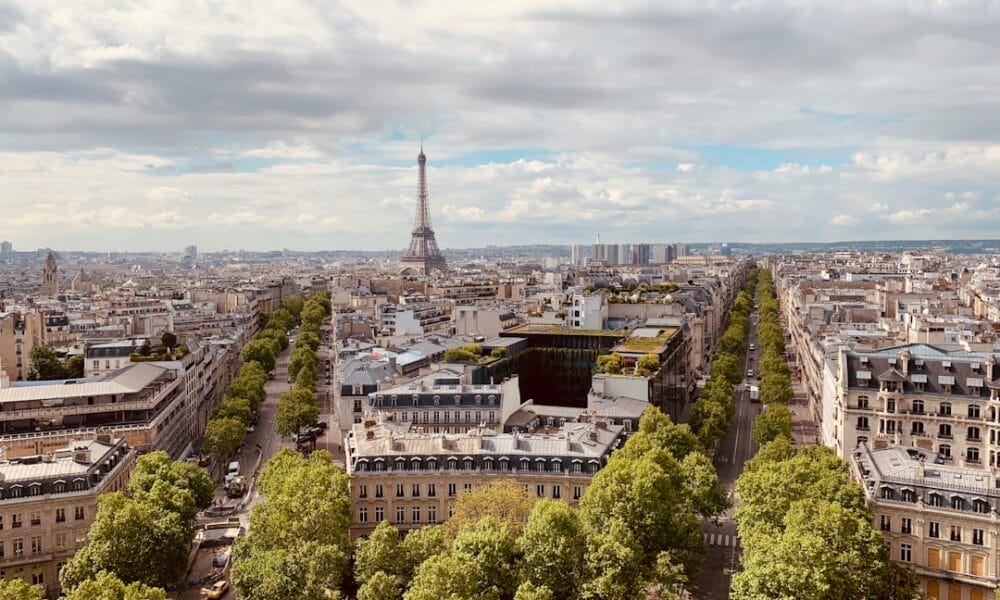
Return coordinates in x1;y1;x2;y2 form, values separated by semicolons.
690;308;761;600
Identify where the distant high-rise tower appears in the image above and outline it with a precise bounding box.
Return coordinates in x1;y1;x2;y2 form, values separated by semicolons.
41;251;58;297
0;241;11;262
401;145;448;274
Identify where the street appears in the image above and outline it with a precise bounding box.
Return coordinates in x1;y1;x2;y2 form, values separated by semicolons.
690;307;760;600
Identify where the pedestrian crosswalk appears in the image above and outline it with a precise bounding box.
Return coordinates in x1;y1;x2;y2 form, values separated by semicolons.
704;532;741;549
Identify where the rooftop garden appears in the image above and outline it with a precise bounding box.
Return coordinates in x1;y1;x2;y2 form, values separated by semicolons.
616;327;678;353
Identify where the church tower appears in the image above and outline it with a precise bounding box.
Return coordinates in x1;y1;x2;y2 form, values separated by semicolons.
41;252;58;297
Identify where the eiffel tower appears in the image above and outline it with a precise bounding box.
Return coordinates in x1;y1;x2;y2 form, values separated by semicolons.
400;145;448;274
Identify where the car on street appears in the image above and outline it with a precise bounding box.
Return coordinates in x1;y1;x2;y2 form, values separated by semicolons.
201;579;229;599
746;369;754;378
246;425;255;433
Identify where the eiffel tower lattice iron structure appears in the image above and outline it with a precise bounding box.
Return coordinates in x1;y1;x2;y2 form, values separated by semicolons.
400;145;448;274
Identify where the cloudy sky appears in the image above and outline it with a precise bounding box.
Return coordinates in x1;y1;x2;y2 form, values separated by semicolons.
1;1;998;251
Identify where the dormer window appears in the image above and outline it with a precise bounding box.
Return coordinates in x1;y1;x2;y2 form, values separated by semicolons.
942;361;952;370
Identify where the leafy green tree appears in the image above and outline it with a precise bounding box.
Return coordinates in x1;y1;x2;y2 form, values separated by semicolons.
203;417;246;463
490;347;506;359
297;331;321;352
635;353;659;376
268;308;296;332
446;479;536;538
760;372;793;405
355;521;405;586
636;407;701;460
580;456;703;576
59;493;191;589
241;339;276;372
444;348;478;362
518;500;585;600
680;452;730;520
62;570;167;600
399;525;447;582
213;397;252;426
295;365;316;390
709;353;741;386
233;450;352;599
27;346;67;380
226;375;266;413
0;578;44;600
282;296;305;319
752;404;793;445
358;570;401;600
403;551;494;600
288;346;319;380
230;546;326;600
66;354;85;378
581;518;645;600
160;331;177;351
126;451;214;517
276;388;319;436
514;582;553;600
595;353;622;374
732;500;890;600
258;328;289;351
452;517;518;599
238;360;268;386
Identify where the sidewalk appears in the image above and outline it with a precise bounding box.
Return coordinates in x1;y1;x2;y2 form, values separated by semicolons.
788;372;820;446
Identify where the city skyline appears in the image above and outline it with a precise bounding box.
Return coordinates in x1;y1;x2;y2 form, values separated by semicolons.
1;2;998;250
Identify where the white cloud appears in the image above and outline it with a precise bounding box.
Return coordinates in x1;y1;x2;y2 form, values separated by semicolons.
0;1;998;249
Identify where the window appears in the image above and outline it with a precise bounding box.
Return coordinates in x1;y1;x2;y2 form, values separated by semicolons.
929;493;944;507
464;483;472;490
375;485;384;498
31;572;43;586
901;518;912;534
970;405;981;418
448;483;457;497
56;508;66;523
573;486;582;500
396;484;404;498
886;398;896;413
968;447;981;463
879;515;891;531
939;403;952;416
375;507;384;523
12;539;22;557
969;427;982;441
952;496;966;511
911;421;924;435
358;485;368;499
429;506;437;523
856;416;869;431
552;486;561;499
912;399;924;414
901;489;917;502
395;507;404;523
74;507;84;521
428;483;436;497
30;512;40;526
55;532;67;550
412;507;421;523
973;499;990;514
939;423;952;438
536;484;545;497
0;541;3;558
900;543;912;563
412;484;420;497
12;513;22;528
359;507;368;523
929;522;940;538
858;395;869;409
973;528;985;546
880;487;895;500
951;526;962;542
30;536;41;556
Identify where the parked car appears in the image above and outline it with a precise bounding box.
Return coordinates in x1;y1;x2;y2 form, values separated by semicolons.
201;580;229;599
746;369;755;379
246;425;256;434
